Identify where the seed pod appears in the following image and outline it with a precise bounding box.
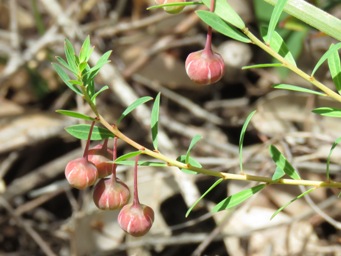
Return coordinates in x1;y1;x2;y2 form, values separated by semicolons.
65;157;98;190
93;178;130;210
118;203;154;237
88;144;113;178
185;49;225;85
155;0;185;14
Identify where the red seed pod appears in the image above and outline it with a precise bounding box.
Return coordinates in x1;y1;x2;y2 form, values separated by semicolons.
93;178;130;210
88;144;113;178
155;0;185;14
118;203;154;237
65;157;98;190
185;49;225;85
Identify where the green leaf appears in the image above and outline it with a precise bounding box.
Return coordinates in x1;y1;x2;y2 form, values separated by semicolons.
55;56;75;74
273;84;326;96
52;63;82;95
90;85;109;102
271;187;315;220
186;178;223;217
311;42;341;76
261;27;296;66
186;134;202;164
269;145;301;180
177;155;201;174
65;124;114;140
147;1;200;10
326;136;341;180
69;80;83;86
272;167;285;180
114;151;142;163
64;39;78;74
151;93;161;150
212;184;266;212
266;0;288;44
196;10;251;43
327;44;341;94
114;160;167;167
87;50;112;80
202;0;245;29
239;110;256;173
242;63;283;69
117;96;153;124
79;36;92;63
56;110;95;121
312;107;341;118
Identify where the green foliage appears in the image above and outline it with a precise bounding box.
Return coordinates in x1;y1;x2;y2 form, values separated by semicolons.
273;84;326;96
151;93;161;150
327;45;341;94
185;135;202;164
326;137;341;180
266;0;288;44
272;167;285;180
117;96;153;125
56;110;95;121
312;107;341;118
239;110;256;173
176;155;201;174
212;184;266;212
311;42;341;76
65;124;114;140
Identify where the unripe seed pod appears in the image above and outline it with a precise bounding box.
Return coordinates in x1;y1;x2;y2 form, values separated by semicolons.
93;178;130;210
155;0;185;14
118;203;154;237
88;144;113;178
65;158;98;190
185;49;225;85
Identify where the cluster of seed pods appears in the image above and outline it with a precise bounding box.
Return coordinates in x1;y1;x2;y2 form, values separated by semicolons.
65;123;154;237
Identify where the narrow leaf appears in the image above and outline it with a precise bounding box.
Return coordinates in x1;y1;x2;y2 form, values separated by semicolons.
273;84;326;96
177;155;201;174
312;107;341;118
271;187;315;220
186;178;224;217
147;1;200;10
90;85;109;102
56;110;95;121
327;44;341;94
52;63;82;95
186;134;202;164
267;0;288;43
202;0;245;29
196;10;251;43
272;167;285;180
261;27;297;67
212;184;266;212
151;93;161;150
79;36;91;63
114;151;142;163
117;96;153;124
239;110;256;173
269;145;301;180
55;56;74;74
114;160;167;167
311;42;341;76
242;63;283;69
87;50;112;79
326;136;341;180
64;39;78;74
65;124;114;140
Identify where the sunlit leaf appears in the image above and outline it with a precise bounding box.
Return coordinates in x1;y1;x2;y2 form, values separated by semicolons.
261;27;296;66
267;0;288;43
114;160;167;167
327;44;341;94
273;84;326;96
114;151;142;163
186;134;202;164
269;145;301;180
52;63;82;95
271;187;315;219
196;10;251;43
212;184;266;212
64;39;78;74
311;42;341;76
117;96;153;125
177;155;201;174
65;124;114;140
326;136;341;180
87;50;112;80
147;1;200;10
79;36;93;63
151;93;161;150
56;110;95;121
202;0;245;29
239;110;256;173
242;63;283;69
90;85;109;102
312;107;341;118
272;167;285;180
186;178;224;217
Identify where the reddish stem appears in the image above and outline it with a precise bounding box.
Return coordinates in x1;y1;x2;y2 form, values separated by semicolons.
82;120;96;160
203;0;216;56
111;136;118;183
133;155;140;207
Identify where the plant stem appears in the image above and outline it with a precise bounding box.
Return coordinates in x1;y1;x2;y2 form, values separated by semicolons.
133;155;140;206
243;28;341;103
97;115;341;189
82;120;95;160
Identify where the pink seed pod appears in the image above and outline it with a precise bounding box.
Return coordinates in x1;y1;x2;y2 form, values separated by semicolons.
88;144;113;178
65;157;98;190
118;203;154;237
93;178;130;210
155;0;185;14
185;49;225;85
